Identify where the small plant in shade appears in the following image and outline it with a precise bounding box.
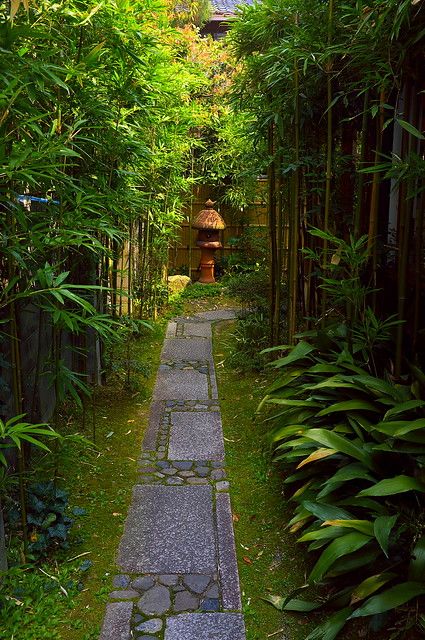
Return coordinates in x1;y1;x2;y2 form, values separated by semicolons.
180;282;225;299
8;481;84;558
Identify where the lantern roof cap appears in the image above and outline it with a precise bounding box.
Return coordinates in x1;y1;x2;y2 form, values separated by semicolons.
193;199;226;230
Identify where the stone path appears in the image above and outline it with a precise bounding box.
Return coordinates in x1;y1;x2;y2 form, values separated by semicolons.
100;309;246;640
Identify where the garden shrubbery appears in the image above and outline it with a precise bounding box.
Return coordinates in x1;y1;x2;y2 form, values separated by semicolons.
259;233;425;638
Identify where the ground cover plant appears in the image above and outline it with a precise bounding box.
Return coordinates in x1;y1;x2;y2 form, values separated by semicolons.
261;343;425;639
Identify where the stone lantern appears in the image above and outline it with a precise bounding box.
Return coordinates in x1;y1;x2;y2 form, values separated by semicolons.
193;199;226;284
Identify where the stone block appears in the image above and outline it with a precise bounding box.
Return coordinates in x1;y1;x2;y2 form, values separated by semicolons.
118;485;216;574
154;369;209;400
161;337;212;362
99;601;132;640
216;493;242;610
169;412;224;461
164;613;246;640
183;323;212;338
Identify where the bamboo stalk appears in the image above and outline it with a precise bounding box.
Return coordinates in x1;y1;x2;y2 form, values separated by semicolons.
273;147;283;343
268;121;278;345
367;88;386;312
354;90;369;236
395;82;415;375
288;38;301;343
321;0;334;322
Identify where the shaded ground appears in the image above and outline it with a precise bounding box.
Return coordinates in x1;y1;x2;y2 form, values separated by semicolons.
214;320;318;640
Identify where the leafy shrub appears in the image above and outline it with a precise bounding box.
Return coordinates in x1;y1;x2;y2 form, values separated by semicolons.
228;311;270;371
8;481;80;558
225;270;270;312
224;226;269;273
180;282;225;299
260;341;425;639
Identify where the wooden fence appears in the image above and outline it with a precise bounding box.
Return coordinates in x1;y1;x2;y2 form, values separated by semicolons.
168;182;268;280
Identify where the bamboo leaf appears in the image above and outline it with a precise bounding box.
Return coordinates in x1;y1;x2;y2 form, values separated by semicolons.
304;429;373;467
373;419;425;437
302;501;353;522
373;515;398;557
358;475;425;497
271;424;309;442
384;400;425;420
270;341;315;368
409;536;425;581
304;608;352;640
350;573;397;605
297;448;337;468
317;400;380;416
349;583;425;618
309;532;371;583
396;118;425;140
299;526;347;543
265;399;322;408
262;594;319;612
322;519;374;536
328;463;375;484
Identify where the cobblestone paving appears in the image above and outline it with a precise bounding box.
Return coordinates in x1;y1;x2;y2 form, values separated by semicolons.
100;309;246;640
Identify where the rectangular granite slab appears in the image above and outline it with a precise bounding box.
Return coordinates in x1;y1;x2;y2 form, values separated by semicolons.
169;411;224;461
164;613;246;640
99;602;132;640
216;492;242;609
154;368;209;400
118;485;216;573
182;322;212;338
161;337;212;361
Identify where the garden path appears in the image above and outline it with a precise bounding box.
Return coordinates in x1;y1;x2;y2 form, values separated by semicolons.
99;309;246;640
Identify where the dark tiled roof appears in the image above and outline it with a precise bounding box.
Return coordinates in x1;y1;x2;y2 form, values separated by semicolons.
211;0;254;14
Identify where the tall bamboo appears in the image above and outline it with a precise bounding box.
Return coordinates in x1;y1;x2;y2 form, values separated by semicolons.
395;82;415;375
273;145;283;343
288;48;301;344
367;89;386;313
268;121;278;345
354;90;369;237
321;0;334;322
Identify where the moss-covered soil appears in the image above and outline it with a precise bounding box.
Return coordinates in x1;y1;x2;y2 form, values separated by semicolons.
213;320;319;640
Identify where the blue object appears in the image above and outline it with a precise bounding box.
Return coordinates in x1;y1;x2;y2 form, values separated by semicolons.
17;195;60;205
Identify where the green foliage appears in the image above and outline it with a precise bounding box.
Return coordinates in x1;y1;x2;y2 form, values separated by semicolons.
259;341;425;637
0;560;89;639
0;416;59;467
180;282;225;300
7;481;81;558
228;311;270;372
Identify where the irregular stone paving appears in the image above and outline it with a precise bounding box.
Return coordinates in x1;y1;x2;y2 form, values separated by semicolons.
100;309;246;640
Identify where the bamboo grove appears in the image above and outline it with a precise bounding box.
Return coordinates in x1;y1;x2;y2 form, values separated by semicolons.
230;0;425;373
0;0;239;562
0;0;233;419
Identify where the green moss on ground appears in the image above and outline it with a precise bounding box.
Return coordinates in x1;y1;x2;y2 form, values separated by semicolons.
214;320;318;640
57;325;165;640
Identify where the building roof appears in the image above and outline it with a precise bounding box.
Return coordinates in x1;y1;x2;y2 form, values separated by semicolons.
211;0;254;16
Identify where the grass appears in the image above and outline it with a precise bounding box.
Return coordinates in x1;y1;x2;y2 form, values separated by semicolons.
213;320;318;640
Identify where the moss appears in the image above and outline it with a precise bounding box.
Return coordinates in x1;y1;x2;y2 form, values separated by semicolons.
51;323;166;640
213;320;318;640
